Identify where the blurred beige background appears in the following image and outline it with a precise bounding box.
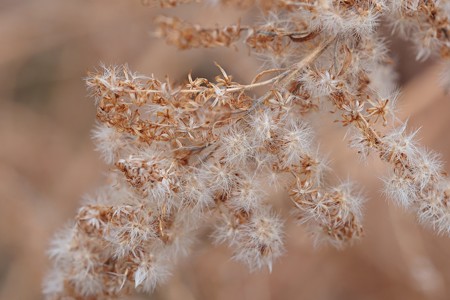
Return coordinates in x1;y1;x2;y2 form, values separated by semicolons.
1;1;450;299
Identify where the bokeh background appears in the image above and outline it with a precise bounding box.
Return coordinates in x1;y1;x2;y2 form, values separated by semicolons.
1;1;450;299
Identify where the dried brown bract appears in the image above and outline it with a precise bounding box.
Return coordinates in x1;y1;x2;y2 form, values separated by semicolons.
155;16;244;49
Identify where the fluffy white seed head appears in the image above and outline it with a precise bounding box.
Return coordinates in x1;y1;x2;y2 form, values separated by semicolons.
134;254;171;293
275;119;313;168
299;69;341;98
381;123;420;163
47;226;78;263
180;177;214;211
330;182;364;220
219;126;254;166
417;187;450;235
43;269;65;299
247;110;278;144
197;162;237;194
383;172;418;208
233;210;284;272
310;3;380;37
349;129;372;160
92;124;127;164
294;182;364;248
410;147;444;190
229;174;265;212
213;207;284;272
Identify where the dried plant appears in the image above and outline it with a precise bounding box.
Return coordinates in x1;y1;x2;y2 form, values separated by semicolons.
44;1;450;299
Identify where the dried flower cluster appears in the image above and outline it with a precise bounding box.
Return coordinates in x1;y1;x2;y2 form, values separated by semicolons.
45;0;450;299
